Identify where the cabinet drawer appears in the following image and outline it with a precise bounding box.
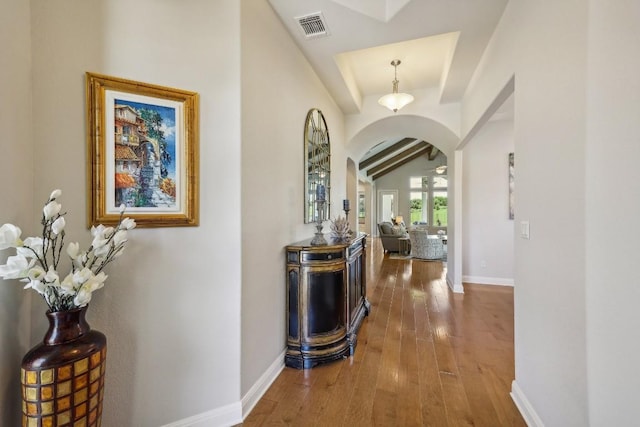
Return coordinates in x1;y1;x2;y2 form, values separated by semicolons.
301;251;343;262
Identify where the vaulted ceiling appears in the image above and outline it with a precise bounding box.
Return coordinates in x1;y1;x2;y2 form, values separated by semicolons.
267;0;508;112
267;0;509;178
359;138;442;180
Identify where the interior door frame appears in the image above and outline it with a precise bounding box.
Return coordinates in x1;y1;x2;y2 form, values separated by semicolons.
377;190;398;235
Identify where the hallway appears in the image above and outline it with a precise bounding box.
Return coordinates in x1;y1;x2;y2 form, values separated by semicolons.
243;238;525;426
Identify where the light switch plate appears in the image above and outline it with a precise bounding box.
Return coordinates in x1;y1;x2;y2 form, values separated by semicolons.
520;221;530;239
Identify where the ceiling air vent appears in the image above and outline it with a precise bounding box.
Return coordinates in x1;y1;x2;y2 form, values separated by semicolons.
295;12;330;39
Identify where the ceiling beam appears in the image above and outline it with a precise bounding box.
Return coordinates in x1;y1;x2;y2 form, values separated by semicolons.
427;144;439;161
371;146;431;180
359;137;417;170
366;142;428;176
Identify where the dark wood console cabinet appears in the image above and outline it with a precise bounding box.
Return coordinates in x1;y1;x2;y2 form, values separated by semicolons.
285;234;370;369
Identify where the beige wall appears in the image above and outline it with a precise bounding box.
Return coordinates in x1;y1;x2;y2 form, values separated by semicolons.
462;118;514;285
585;1;640;424
0;1;34;425
240;0;347;407
27;0;242;425
461;0;590;424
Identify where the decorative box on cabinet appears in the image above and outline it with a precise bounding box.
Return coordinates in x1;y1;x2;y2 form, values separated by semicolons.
285;234;370;369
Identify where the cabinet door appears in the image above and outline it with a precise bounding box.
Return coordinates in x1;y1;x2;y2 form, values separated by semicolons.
287;267;300;341
308;270;345;334
347;247;365;328
301;265;347;346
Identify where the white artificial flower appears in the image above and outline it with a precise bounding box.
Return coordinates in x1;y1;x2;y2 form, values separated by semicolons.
119;204;126;213
90;224;104;237
44;267;60;286
73;252;88;269
27;266;46;281
67;242;80;259
72;267;93;285
51;216;66;234
43;201;62;219
91;224;114;239
84;272;107;293
113;230;128;246
91;234;109;251
121;218;136;230
49;189;62;200
60;273;76;295
92;243;111;258
0;255;31;279
0;224;22;250
1;189;135;311
73;286;92;307
91;224;113;251
24;279;46;295
94;271;107;284
18;237;44;259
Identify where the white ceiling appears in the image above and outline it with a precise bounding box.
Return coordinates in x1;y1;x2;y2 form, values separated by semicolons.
267;0;509;114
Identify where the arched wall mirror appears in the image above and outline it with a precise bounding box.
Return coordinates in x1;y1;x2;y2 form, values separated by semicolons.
304;108;331;223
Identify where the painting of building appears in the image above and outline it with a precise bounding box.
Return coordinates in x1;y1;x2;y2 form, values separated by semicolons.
113;102;176;208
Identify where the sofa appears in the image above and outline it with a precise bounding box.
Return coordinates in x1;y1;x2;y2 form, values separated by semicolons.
408;229;444;260
378;221;408;253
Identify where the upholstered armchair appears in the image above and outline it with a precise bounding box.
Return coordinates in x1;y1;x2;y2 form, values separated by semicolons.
377;221;407;253
408;229;444;260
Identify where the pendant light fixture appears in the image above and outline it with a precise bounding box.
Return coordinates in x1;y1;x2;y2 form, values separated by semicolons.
378;59;414;113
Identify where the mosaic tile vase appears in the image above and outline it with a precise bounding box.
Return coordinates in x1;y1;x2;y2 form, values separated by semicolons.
21;306;106;427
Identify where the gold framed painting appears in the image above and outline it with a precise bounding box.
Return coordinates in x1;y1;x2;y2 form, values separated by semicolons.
86;72;199;227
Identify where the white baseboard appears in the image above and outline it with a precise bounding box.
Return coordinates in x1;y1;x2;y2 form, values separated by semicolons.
242;349;286;419
160;402;242;427
511;380;545;427
159;350;285;427
462;275;514;287
447;274;464;293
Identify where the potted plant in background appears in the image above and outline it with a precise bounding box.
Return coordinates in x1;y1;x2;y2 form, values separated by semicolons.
0;189;135;427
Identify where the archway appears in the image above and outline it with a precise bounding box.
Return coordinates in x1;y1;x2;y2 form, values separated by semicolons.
347;114;459;161
346;114;461;291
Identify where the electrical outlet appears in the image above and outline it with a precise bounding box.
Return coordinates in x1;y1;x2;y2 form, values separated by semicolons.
480;260;487;268
520;221;530;239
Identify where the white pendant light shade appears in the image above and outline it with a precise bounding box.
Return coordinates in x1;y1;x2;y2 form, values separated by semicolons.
378;59;414;113
378;92;414;112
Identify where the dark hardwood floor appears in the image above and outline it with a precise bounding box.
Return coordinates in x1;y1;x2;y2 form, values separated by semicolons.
242;238;525;426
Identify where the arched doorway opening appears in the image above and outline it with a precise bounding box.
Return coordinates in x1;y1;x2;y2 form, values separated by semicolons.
346;114;460;291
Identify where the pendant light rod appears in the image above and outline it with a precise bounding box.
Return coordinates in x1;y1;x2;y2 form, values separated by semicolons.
391;59;401;87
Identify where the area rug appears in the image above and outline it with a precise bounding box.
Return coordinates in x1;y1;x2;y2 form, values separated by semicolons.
388;253;448;261
388;253;412;260
412;257;447;262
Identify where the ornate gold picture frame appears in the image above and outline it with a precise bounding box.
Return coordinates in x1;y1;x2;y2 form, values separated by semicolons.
86;72;199;227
